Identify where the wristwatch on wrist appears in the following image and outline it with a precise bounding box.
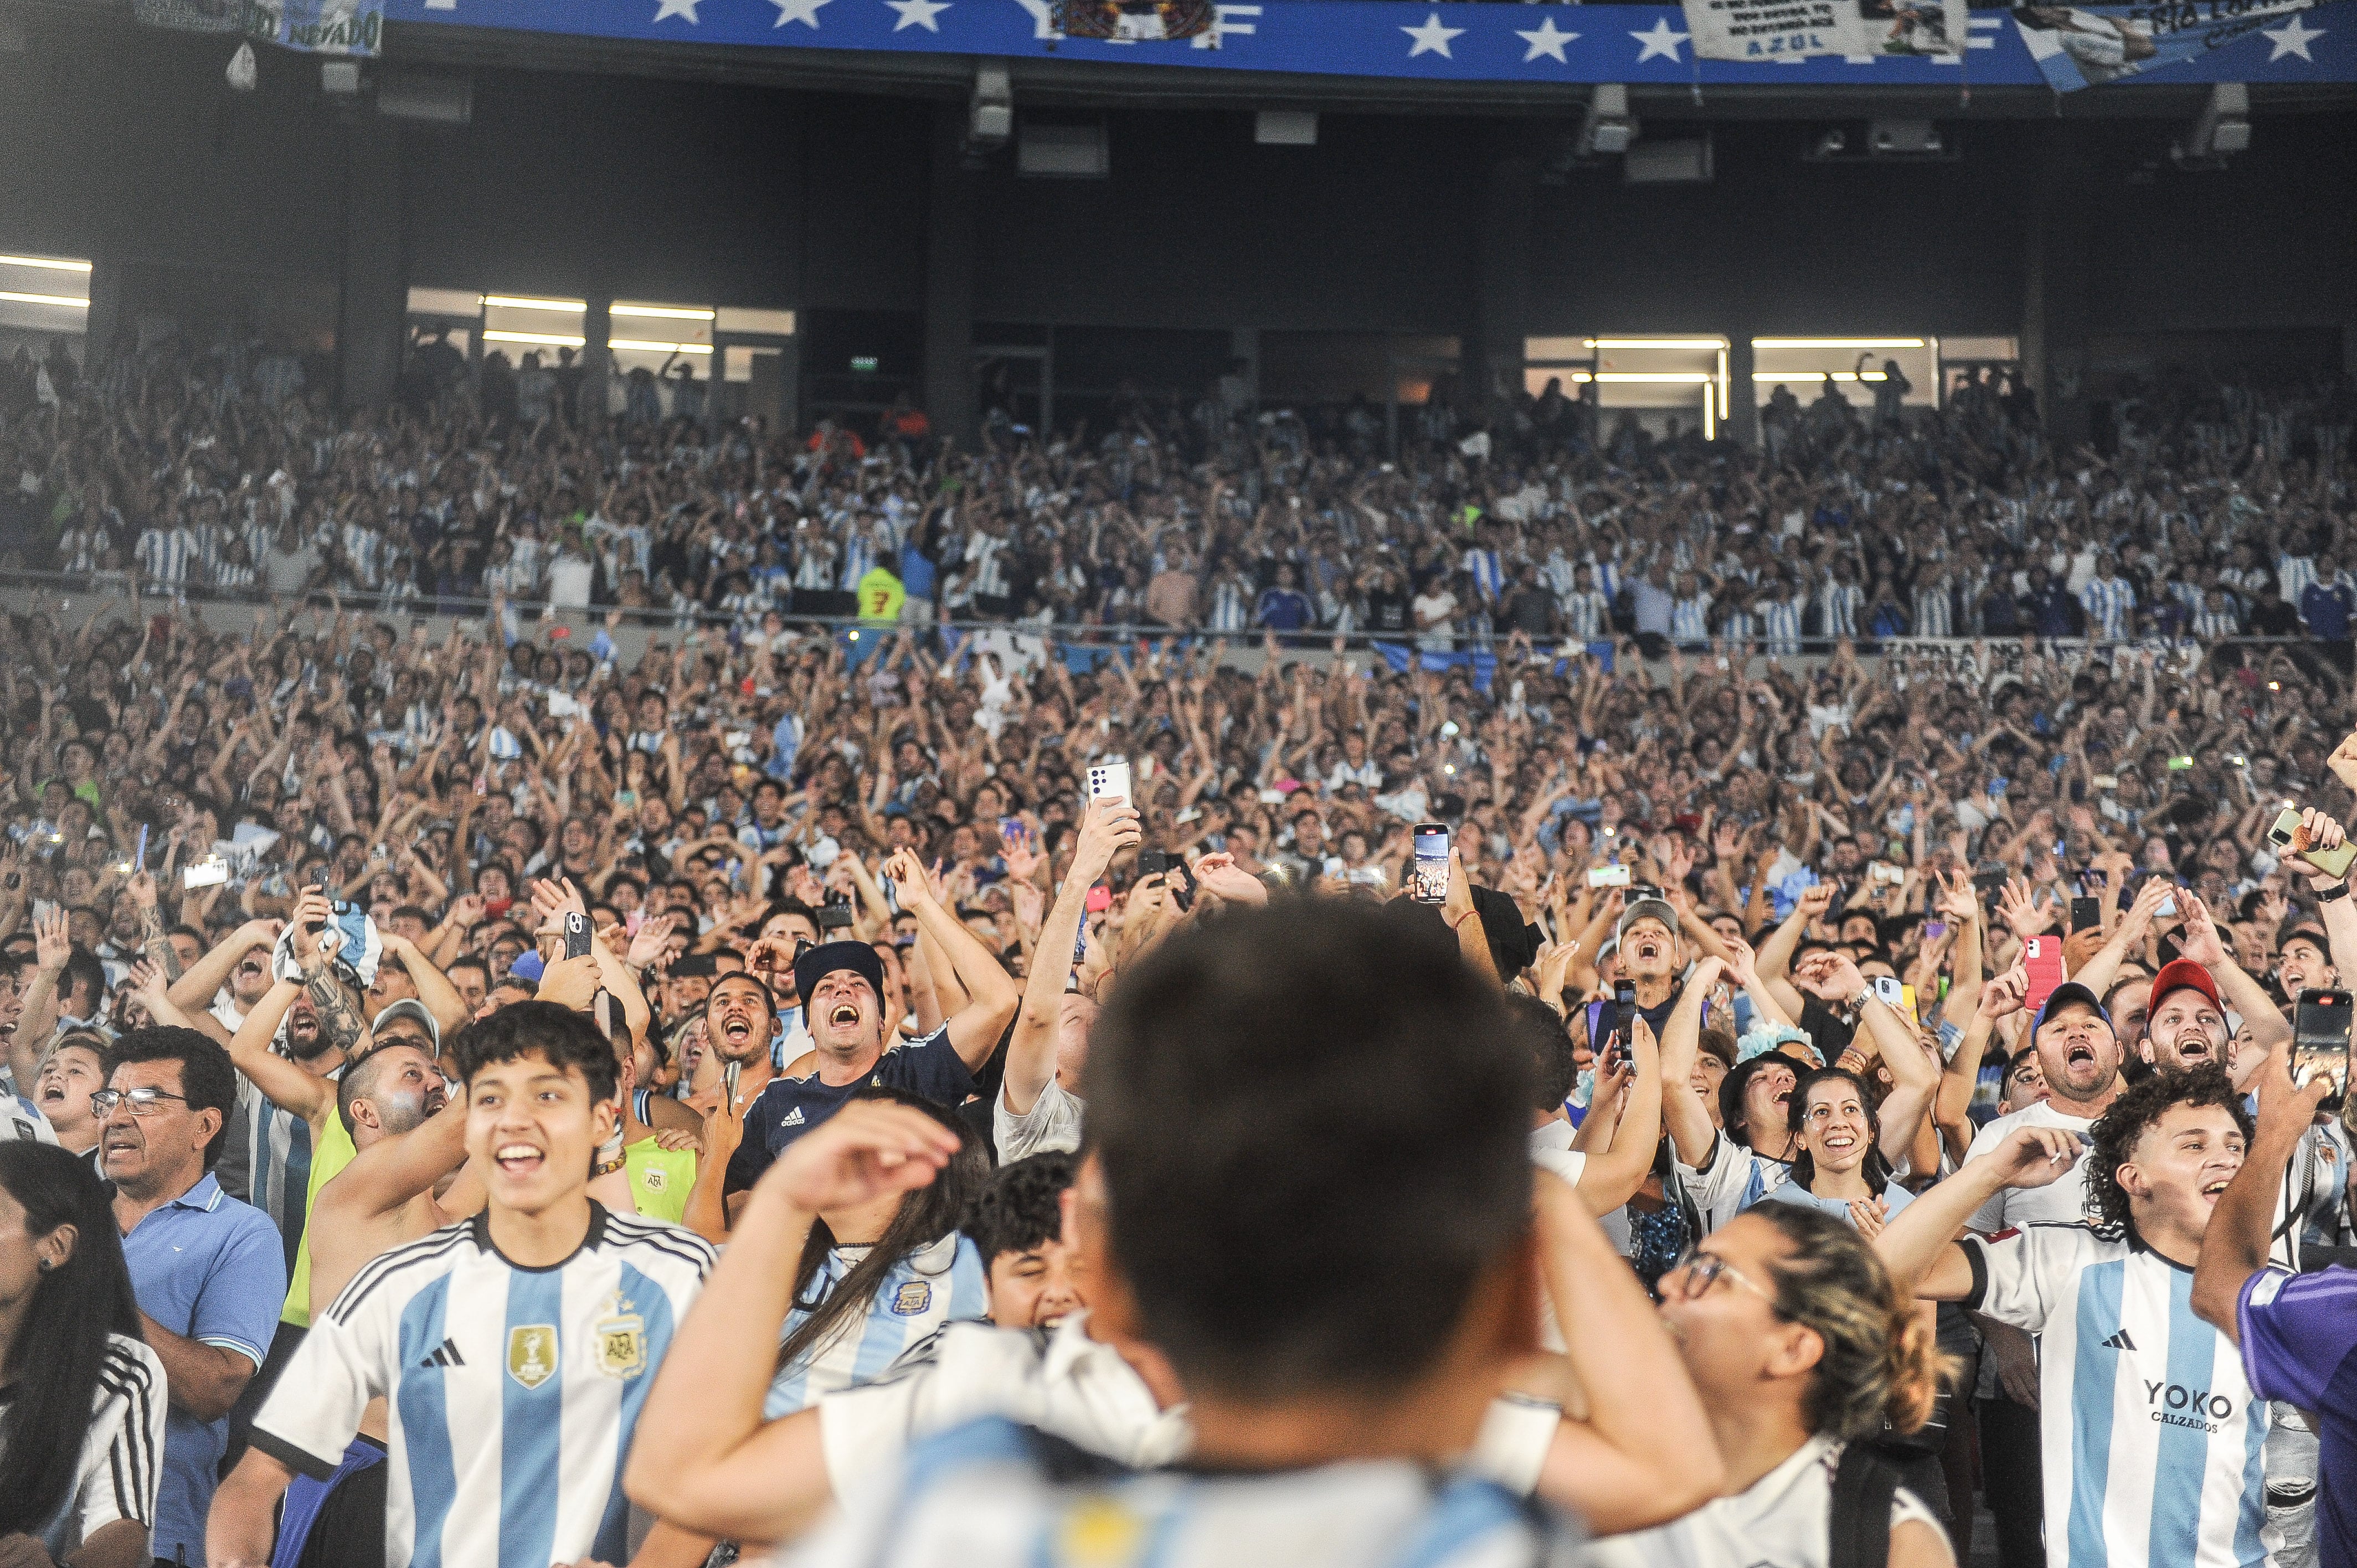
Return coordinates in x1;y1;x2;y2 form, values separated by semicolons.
2318;880;2350;904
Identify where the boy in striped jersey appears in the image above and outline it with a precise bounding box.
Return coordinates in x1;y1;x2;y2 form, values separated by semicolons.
629;901;1724;1564
207;1002;716;1568
1875;1064;2274;1568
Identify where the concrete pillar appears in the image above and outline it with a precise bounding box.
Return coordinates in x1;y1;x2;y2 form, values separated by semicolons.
83;254;127;373
2022;138;2094;453
1726;333;1759;450
1467;155;1538;421
335;119;405;410
922;100;978;445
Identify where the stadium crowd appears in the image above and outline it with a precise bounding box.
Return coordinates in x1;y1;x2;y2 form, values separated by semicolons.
0;334;2350;1568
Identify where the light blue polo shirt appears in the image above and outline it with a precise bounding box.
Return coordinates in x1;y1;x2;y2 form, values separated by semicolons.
119;1169;287;1567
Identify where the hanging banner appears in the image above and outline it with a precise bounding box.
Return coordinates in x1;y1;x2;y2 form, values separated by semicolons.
133;0;382;53
2012;0;2319;89
1683;0;1969;59
1054;0;1215;39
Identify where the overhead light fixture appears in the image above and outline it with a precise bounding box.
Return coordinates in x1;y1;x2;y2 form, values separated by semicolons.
0;255;91;273
375;71;471;126
1754;338;1925;349
1752;370;1887;381
0;290;87;310
483;296;586;313
1017;120;1109;178
969;59;1012;156
1578;85;1636;157
1869;118;1941;156
612;304;715;321
2174;82;2250;168
1255;110;1318;146
483;329;586;348
1592;372;1715;384
1814;128;1847;159
609;339;713;355
1623;136;1712;185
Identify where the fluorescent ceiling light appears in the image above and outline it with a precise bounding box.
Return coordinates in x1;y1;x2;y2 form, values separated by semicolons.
1594;372;1713;383
1586;338;1726;350
612;305;714;321
0;290;88;309
1753;370;1886;381
1753;338;1924;349
0;255;92;273
610;339;712;354
483;329;585;348
482;296;585;312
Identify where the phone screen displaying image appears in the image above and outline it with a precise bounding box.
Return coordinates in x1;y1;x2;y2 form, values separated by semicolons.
2293;988;2353;1110
1412;823;1449;904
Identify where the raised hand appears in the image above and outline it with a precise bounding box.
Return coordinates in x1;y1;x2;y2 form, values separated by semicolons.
1794;948;1867;1005
1988;1124;2085;1190
626;912;678;971
1996;878;2051;940
1978;962;2031;1022
127;868;159;911
2175;890;2228;969
1191;851;1269;907
758;1098;960;1214
291;886;338;969
33;907;70;973
1068;799;1142;887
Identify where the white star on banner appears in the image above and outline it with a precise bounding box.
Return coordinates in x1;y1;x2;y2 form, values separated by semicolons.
2262;11;2324;59
651;0;699;20
1516;16;1579;61
1630;17;1689;60
1401;11;1465;56
770;0;831;25
886;0;950;29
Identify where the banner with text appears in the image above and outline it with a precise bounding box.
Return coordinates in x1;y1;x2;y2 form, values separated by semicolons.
1684;0;1970;59
132;0;381;51
2013;0;2318;89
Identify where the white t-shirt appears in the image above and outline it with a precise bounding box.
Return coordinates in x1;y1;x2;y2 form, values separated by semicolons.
995;1076;1084;1164
7;1334;168;1560
1675;1129;1793;1235
1962;1100;2100;1233
1581;1433;1943;1568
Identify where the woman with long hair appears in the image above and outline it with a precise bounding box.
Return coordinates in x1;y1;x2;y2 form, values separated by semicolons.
0;1141;167;1568
1586;1204;1957;1568
762;1087;992;1416
1759;1067;1918;1230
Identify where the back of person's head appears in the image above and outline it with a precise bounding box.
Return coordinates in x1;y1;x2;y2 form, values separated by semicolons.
101;1025;236;1170
1749;1204;1949;1441
1087;900;1531;1401
778;1088;989;1371
450;1000;619;1103
0;1141;146;1536
1504;993;1577;1114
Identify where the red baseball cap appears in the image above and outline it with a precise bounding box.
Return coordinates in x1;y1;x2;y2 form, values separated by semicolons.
2150;957;2222;1014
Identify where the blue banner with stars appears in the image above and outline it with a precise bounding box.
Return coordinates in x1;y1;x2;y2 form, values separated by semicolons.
382;0;2351;86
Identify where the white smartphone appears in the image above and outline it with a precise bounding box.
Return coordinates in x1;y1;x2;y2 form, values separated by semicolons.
1087;761;1133;804
183;858;230;890
1587;865;1632;888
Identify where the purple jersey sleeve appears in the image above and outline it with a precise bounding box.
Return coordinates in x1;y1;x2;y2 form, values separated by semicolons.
2237;1265;2357;1409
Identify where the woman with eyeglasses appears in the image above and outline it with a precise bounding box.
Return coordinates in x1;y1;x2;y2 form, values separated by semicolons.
1582;1204;1957;1568
0;1141;169;1568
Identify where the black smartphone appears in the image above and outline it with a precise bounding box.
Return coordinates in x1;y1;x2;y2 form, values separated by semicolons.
563;910;593;960
817;899;855;934
1136;850;1175;879
1972;868;2008;903
2293;987;2353;1111
2071;896;2101;933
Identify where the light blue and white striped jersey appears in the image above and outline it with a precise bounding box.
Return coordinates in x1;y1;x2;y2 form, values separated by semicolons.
1760;592;1807;656
1963;1224;2270;1568
785;1415;1586;1568
248;1206;713;1568
223;1075;320;1277
766;1231;990;1417
2080;576;2138;641
133;524;201;589
1673;1131;1794;1236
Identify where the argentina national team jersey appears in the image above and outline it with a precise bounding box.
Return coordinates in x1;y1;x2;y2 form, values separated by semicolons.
784;1416;1586;1568
765;1232;990;1417
1962;1224;2270;1568
247;1205;713;1568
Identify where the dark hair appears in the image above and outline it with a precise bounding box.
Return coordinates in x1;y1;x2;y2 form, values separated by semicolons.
446;954;491;984
1784;1067;1895;1195
1087;901;1532;1400
777;1089;989;1373
61;945;106;1013
1748;1204;1952;1441
101;1027;236;1170
1720;1054;1795;1147
1504;993;1578;1114
448;1001;620;1103
2084;1062;2252;1237
967;1151;1075;1267
704;969;778;1026
337;1039;439;1137
0;1142;150;1536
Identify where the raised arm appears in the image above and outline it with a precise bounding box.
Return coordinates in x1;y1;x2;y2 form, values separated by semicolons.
1658;953;1723;1167
1572;1013;1663;1217
2191;1043;2329;1340
1523;1169;1726;1534
2176;890;2289;1086
1007;801;1138;1119
883;848;1021;1069
1871;1125;2082;1299
224;978;333;1123
1936;967;2027;1169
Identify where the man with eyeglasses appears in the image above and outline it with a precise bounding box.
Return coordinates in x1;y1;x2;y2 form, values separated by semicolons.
104;1024;287;1568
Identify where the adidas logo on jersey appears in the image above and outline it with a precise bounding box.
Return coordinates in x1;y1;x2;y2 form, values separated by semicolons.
2101;1329;2137;1352
781;1107;805;1126
419;1337;466;1368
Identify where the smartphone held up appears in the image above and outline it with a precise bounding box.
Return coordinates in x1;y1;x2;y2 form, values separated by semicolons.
1411;822;1449;905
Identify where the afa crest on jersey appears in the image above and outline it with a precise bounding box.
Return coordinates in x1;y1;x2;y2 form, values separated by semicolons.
890;1280;934;1316
595;1304;647;1379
